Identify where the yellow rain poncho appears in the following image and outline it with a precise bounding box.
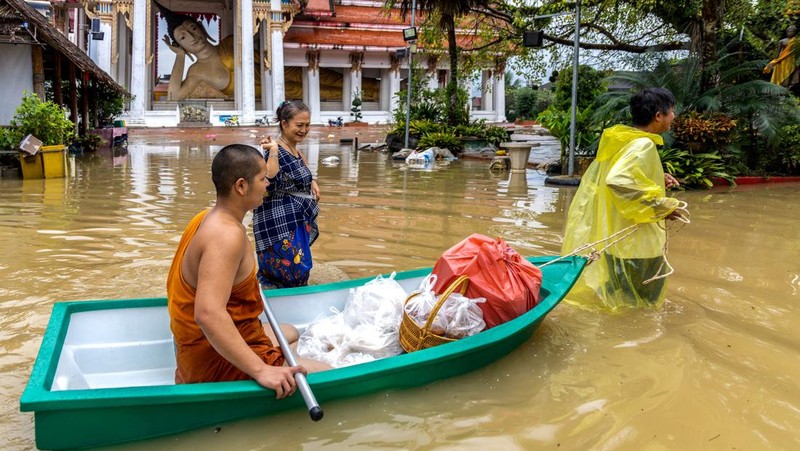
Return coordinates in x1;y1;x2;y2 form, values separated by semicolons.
561;124;679;311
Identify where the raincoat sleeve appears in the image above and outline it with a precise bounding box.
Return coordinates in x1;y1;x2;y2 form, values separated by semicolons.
605;138;679;223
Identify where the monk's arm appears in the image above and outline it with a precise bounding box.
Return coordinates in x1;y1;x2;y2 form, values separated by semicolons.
193;227;301;398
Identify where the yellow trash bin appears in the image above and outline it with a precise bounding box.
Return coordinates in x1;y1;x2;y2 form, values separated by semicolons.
19;145;67;179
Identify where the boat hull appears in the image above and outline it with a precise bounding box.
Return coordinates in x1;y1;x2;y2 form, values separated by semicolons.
21;256;585;449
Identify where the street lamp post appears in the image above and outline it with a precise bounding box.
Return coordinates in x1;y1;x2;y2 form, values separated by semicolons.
403;0;417;149
567;0;581;176
528;2;581;177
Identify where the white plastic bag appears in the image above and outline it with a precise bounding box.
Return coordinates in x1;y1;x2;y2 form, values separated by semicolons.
404;274;448;335
442;293;486;339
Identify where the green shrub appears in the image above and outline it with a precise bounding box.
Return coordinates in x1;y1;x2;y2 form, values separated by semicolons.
10;92;74;145
514;88;554;120
778;124;800;173
659;147;735;188
417;131;464;152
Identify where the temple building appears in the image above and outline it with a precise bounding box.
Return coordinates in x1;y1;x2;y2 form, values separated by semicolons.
12;0;508;126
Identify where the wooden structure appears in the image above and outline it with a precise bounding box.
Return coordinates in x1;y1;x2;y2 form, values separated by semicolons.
0;0;128;134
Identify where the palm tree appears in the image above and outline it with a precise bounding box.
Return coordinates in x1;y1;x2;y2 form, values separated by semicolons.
388;0;488;126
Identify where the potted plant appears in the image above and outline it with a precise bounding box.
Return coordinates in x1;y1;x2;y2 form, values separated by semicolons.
11;92;75;178
345;91;368;127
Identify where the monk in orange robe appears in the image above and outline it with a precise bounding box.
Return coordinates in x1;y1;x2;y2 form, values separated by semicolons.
166;142;327;398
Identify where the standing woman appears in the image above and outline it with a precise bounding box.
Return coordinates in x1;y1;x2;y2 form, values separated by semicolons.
254;101;320;288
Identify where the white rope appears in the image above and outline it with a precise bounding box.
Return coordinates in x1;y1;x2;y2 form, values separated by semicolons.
542;200;691;290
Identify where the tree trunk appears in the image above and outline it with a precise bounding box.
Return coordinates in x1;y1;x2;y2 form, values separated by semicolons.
700;0;725;92
445;14;460;127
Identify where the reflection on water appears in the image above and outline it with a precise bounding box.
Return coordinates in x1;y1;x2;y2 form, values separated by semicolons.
1;133;799;450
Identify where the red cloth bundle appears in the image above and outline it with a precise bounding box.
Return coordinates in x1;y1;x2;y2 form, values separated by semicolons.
432;234;543;329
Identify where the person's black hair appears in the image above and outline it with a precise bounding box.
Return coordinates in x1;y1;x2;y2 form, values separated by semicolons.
211;144;263;196
630;87;676;126
154;1;214;47
275;100;311;131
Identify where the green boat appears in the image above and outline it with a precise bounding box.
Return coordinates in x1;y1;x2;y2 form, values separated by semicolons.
20;256;586;450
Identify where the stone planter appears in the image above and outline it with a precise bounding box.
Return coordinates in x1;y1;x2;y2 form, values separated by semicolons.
500;142;539;173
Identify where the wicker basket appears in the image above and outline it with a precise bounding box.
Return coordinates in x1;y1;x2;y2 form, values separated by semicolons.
399;275;470;353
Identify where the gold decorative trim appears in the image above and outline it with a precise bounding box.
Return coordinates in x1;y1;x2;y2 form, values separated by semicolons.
306;49;320;73
350;52;364;72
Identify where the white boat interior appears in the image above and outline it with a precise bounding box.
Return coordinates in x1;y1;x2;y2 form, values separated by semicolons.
51;275;426;392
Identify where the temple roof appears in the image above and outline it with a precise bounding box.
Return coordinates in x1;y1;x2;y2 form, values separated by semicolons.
288;4;484;52
1;0;127;94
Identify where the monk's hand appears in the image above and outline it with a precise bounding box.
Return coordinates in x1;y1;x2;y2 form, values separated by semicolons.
665;173;680;190
255;365;305;399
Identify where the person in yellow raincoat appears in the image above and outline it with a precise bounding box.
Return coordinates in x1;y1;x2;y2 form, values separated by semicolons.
561;88;684;311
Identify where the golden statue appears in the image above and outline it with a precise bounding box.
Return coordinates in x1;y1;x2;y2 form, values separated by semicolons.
155;1;261;100
764;25;800;90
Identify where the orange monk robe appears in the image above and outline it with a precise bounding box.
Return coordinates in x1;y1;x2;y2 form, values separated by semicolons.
167;209;283;383
765;37;799;86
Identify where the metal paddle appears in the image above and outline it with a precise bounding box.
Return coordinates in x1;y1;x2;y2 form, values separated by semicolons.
258;286;323;421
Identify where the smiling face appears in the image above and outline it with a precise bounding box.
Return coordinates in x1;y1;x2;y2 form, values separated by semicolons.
173;20;207;54
281;111;311;145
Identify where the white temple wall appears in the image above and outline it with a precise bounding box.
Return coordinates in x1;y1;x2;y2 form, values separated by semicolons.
0;44;33;126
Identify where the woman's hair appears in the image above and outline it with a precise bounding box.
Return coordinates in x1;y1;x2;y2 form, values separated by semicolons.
630;87;676;126
275;100;310;131
212;144;263;196
154;1;215;48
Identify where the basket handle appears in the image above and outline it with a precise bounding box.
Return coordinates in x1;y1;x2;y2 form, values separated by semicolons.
421;275;469;334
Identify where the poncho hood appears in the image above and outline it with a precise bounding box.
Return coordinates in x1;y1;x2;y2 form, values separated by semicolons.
596;124;664;161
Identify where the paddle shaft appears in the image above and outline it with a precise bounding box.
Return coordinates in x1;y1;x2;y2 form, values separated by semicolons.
258;287;323;421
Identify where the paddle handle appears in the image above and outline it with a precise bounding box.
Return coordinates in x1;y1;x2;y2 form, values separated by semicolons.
258;287;323;421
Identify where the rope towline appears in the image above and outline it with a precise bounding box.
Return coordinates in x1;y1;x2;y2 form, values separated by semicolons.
541;200;691;288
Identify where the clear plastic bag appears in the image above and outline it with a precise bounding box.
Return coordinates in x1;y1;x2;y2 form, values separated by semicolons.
403;274;448;335
297;273;407;367
442;293;486;339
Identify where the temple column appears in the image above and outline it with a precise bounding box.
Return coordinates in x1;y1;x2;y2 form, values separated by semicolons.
494;70;506;122
237;0;256;124
481;70;493;112
127;0;147;125
305;50;321;123
389;68;401;115
342;72;351;112
270;0;285;109
348;52;363;117
259;20;271;110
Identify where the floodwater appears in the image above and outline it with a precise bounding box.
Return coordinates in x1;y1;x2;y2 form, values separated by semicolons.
1;127;799;450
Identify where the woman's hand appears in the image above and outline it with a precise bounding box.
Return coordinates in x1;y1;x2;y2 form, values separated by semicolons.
311;180;320;201
261;136;278;155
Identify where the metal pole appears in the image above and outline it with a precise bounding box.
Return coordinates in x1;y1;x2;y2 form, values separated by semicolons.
567;0;581;176
403;0;417;149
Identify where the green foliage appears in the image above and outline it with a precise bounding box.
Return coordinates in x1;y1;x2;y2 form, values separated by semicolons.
10;92;74;145
417;130;464;152
0;127;22;150
73;133;107;152
482;125;510;147
659;147;736;188
538;105;600;157
513;88;553;121
778;125;800;173
553;65;608;111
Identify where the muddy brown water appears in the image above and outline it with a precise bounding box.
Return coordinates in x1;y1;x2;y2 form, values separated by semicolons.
1;127;799;450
